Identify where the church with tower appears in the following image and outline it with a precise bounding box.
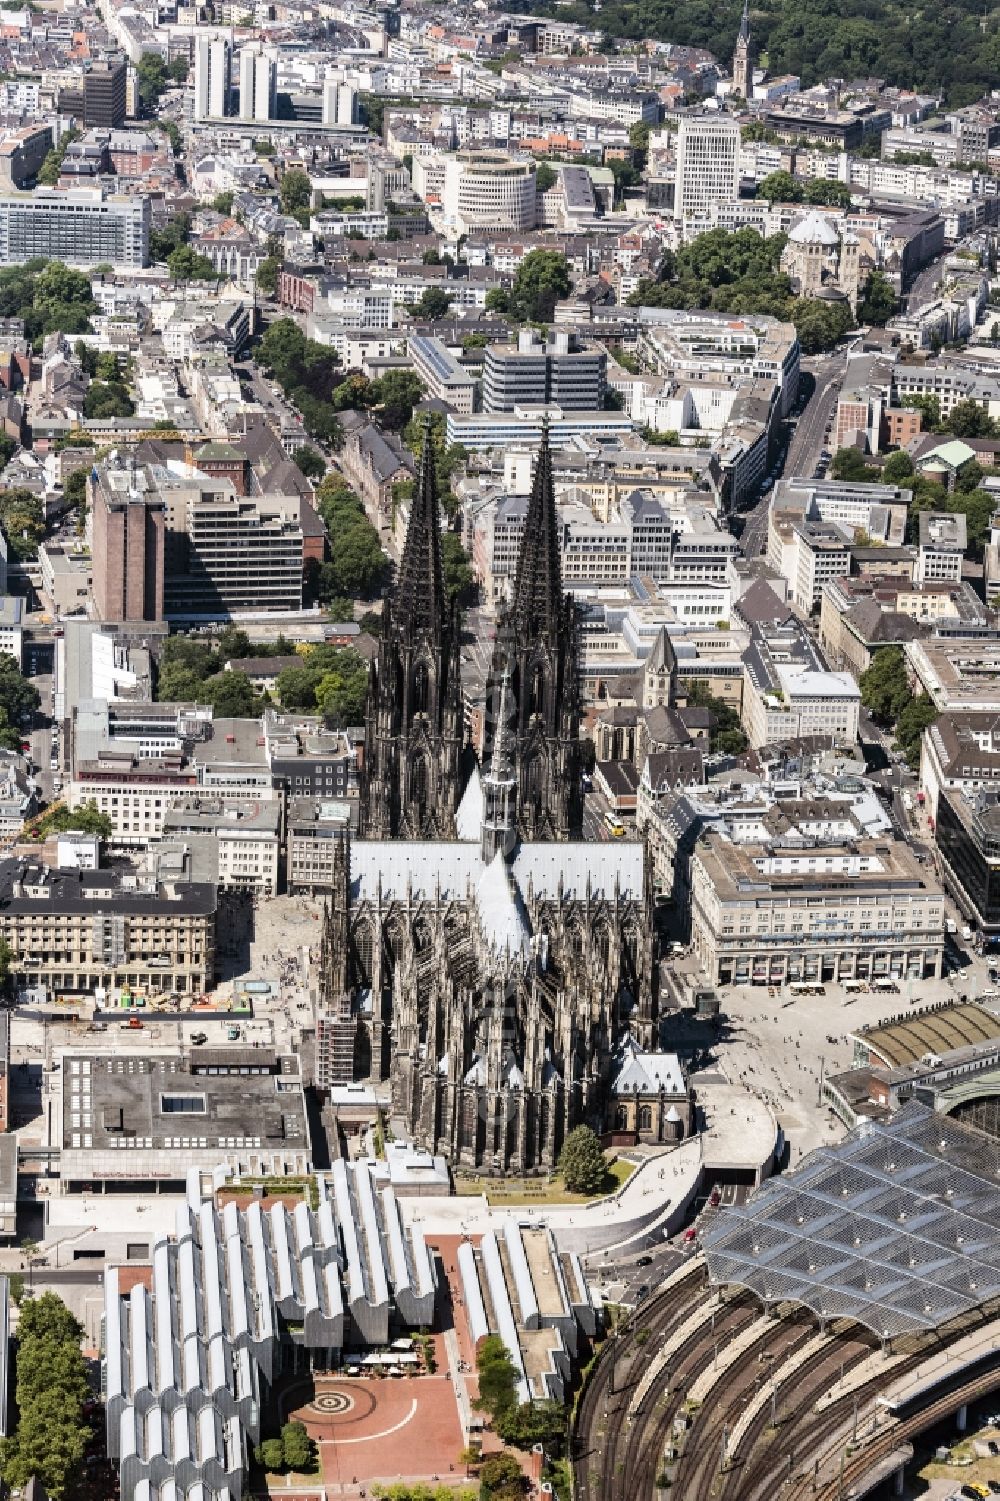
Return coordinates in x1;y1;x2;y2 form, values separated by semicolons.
323;427;657;1174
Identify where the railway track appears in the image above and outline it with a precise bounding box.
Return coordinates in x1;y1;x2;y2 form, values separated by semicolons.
784;1361;1000;1501
575;1281;1000;1501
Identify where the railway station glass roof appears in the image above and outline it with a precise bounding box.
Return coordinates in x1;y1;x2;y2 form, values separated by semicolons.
702;1102;1000;1338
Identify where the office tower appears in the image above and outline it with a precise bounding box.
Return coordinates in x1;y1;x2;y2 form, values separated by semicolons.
483;329;606;412
84;58;127;128
194;36;232;122
674;114;741;224
91;469;165;623
238;45;276;123
441;150;536;233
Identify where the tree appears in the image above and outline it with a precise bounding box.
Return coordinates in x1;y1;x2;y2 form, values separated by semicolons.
201;671;258;717
759;170;802;203
858;270;896;325
684;679;748;753
168;245;217;283
95;350;121;382
280;1421;317;1473
256;1438;286;1473
510;249;572;322
946;400;997;440
830;447;873;482
896;693;938;768
254;254;281;296
881;449;914;484
0;650;40;726
495;1398;565;1450
159;119;182;156
860;646;910;724
28;799;113;842
83;380;134;419
212;190;234;215
478;1453;528;1497
0;935;12;988
292;445;326;480
903;393;941;430
315;481;391;598
485;288;510;315
280;169;312;217
314;651;369;726
168;55;189;83
414;286;452;320
535;161;558;193
372;369;425;431
136;52;169;112
150;212;191;263
441;531;475;604
474;1334;518;1421
0;1291;90;1498
792;297;853;353
0;488;44;559
559;1124;607;1195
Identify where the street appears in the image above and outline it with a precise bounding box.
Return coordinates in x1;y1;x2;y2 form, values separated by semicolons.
739;489;771;558
784;353;844;480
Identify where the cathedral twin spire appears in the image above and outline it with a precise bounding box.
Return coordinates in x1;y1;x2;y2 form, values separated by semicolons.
361;418;582;844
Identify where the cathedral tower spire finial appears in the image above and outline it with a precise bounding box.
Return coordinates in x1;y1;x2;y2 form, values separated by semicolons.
509;420;562;637
394;417;445;638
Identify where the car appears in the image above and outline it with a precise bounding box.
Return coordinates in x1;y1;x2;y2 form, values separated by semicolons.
49;758;58;770
636;1255;653;1267
634;1284;649;1300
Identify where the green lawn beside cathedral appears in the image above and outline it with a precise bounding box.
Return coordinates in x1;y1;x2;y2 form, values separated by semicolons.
454;1157;634;1205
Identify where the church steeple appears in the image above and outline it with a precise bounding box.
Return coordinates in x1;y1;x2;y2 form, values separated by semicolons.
359;422;465;840
509;422;563;639
394;421;445;639
733;0;753;100
486;428;582;843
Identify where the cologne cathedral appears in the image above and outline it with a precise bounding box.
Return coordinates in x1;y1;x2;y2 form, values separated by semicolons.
321;427;657;1173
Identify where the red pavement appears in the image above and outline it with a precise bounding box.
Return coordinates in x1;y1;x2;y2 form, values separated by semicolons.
284;1374;466;1491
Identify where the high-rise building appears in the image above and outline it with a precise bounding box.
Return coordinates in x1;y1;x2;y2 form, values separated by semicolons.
441;150;536;234
483;329;606;412
238;45;276;123
90;464;165;622
193;36;232;121
84;58;127;128
0;188;149;267
732;0;753;100
674;114;741;224
322;78;358;127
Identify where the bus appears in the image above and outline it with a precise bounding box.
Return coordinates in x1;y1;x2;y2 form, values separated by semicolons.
603;812;626;837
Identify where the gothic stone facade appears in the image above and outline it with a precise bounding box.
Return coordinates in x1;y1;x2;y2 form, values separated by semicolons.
331;426;656;1172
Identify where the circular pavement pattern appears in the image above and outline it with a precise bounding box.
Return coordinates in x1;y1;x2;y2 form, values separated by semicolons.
286;1381;379;1436
309;1391;355;1417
